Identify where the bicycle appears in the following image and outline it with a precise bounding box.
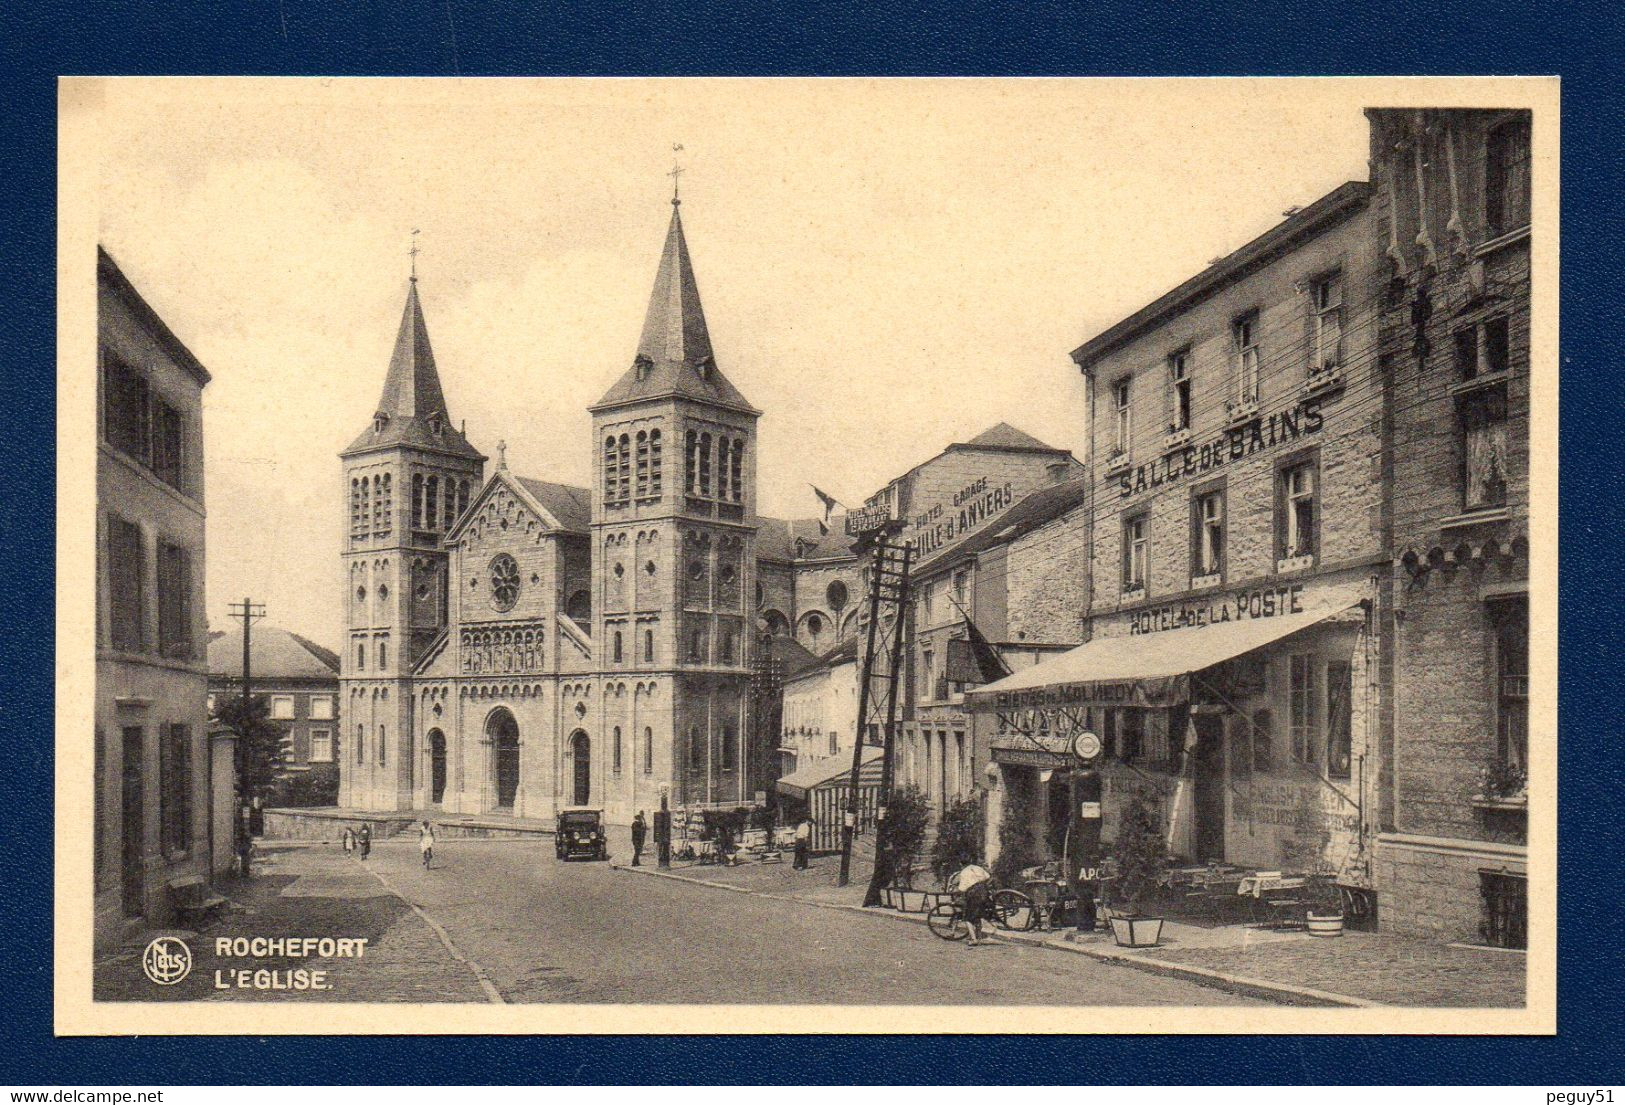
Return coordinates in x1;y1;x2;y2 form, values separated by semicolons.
926;886;1035;940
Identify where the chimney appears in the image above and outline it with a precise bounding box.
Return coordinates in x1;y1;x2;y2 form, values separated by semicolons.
1046;460;1072;484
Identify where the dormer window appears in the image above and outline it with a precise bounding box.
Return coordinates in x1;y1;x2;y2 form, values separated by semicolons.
373;412;390;433
427;412;444;435
696;355;714;381
634;355;653;382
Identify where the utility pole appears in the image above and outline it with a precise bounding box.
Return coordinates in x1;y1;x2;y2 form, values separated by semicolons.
227;597;266;708
838;533;911;889
863;541;912;907
225;597;265;875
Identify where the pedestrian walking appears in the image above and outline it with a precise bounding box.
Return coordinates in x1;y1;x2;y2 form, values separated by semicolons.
418;820;435;869
342;826;355;856
357;823;371;860
630;811;647;867
951;861;994;946
792;815;812;870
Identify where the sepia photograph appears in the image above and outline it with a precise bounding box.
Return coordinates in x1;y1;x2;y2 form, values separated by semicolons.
56;76;1557;1035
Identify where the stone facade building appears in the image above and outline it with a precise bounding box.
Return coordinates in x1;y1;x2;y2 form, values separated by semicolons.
95;246;214;947
973;180;1390;900
208;624;341;801
1367;108;1532;946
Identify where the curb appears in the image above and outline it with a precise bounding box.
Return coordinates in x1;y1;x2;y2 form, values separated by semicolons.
613;862;1377;1008
356;858;507;1004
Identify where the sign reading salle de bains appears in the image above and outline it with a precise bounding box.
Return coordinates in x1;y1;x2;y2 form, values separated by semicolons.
1115;396;1325;499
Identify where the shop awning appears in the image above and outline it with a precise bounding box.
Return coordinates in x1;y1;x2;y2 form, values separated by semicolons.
966;583;1367;713
775;746;884;801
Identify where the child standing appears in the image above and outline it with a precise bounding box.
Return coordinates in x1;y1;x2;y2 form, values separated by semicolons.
419;820;435;869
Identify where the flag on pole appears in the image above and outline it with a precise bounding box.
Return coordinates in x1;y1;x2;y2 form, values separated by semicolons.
812;486;840;535
946;613;1012;685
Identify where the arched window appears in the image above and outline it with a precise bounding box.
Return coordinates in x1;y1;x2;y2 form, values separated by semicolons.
720;723;736;770
613;630;624;663
360;476;371;530
356;724;364;763
717;437;731;502
636;431;650;498
730;439;744;502
827;580;848;610
649;430;663;495
412;473;424;528
378;724;387;766
378;639;388;669
443;476;457;528
613;726;623;774
426;476;439;530
356;641;365;670
698;433;713;496
381;474;393;530
643;726;653;774
458;480;469;517
617;434;632;502
643;629;654;663
685;430;698;494
604;437;617;500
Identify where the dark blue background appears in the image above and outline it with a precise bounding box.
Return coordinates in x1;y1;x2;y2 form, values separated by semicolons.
3;0;1618;1085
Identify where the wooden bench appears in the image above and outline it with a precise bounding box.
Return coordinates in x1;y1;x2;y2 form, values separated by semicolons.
166;876;227;929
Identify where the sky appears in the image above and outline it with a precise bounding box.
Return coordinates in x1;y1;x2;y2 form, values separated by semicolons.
93;78;1373;650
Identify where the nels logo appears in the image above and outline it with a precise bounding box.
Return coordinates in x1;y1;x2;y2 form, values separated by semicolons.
142;936;192;985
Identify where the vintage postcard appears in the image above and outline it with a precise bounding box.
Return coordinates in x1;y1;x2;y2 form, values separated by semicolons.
56;76;1558;1034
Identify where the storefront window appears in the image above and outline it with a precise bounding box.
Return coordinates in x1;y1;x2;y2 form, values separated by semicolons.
1326;660;1353;779
1290;654;1318;766
1251;708;1274;772
1119;709;1143;762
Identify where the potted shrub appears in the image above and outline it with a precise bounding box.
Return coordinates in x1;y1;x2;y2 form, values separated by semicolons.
880;786;932;910
1304;875;1346;937
1107;789;1167;948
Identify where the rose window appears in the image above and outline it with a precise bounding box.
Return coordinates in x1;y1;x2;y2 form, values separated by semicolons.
489;554;521;611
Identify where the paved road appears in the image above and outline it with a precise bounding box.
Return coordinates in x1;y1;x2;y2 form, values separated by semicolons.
368;838;1269;1005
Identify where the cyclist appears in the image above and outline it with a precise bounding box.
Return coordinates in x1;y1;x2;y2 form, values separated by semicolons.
950;861;994;946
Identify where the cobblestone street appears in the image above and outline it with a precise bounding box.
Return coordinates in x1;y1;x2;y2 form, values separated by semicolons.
93;843;490;1003
95;837;1277;1006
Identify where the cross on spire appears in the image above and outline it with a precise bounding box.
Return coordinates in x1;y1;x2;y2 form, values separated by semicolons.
409;228;421;281
668;143;685;206
496;439;507;468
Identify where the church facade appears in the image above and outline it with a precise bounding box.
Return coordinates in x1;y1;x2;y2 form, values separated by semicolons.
338;201;822;825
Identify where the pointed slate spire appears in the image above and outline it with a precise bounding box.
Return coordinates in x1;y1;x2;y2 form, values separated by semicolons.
591;202;757;414
343;279;483;459
377;278;450;423
635;203;715;369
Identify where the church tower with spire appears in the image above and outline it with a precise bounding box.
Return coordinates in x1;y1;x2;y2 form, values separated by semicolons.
590;198;761;811
339;276;485;810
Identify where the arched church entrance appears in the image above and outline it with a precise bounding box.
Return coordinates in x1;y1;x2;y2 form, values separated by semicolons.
568;730;591;807
427;728;447;805
486;708;520;810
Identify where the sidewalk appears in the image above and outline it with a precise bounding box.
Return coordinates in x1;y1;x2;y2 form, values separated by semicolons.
616;853;1526;1008
93;842;494;1002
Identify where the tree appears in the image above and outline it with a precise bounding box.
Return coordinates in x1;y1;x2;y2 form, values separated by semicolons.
1111;787;1167;913
992;781;1042;888
931;793;984;888
878;785;931;889
211;694;288;804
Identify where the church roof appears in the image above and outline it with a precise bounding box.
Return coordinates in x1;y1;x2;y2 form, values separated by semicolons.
957;422;1067;454
514;478;592;534
207;625;340;681
756;517;855;563
343;280;484;460
591;204;758;415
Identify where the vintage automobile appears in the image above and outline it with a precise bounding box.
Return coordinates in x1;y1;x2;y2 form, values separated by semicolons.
555;808;609;861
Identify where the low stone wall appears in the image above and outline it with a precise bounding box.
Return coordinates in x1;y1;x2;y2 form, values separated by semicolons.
1374;832;1526;944
262;807;553;841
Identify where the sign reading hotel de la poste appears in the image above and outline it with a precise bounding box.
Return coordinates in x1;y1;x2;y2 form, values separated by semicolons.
1113;396;1325;499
